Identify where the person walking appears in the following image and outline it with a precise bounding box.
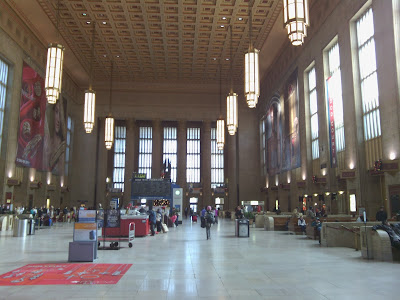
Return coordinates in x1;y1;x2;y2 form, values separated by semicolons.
156;208;163;233
205;206;215;240
148;208;156;236
214;207;219;224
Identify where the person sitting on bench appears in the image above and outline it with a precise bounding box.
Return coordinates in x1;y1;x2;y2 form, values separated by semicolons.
298;215;307;234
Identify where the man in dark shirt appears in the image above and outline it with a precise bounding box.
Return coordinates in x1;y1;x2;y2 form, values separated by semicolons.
376;206;387;224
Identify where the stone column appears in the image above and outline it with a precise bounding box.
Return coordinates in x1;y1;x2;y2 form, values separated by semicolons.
96;117;108;209
201;120;212;208
177;120;187;200
123;118;136;207
152;119;162;179
226;133;238;211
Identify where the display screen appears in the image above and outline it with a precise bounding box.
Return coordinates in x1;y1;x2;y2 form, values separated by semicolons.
131;179;171;199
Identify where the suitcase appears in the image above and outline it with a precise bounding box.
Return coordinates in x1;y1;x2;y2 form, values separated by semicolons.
162;223;169;233
192;215;197;223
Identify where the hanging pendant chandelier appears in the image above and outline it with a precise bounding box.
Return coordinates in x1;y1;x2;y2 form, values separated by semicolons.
216;118;225;150
245;49;259;108
84;89;95;133
105;62;114;150
84;22;96;133
226;25;238;136
226;92;238;135
105;115;114;150
45;0;64;104
283;0;310;46
216;65;225;150
244;1;259;108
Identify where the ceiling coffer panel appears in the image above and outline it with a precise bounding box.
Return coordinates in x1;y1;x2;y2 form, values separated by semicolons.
38;0;282;83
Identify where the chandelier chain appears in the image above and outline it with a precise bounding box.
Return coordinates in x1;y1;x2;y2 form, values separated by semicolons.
89;22;96;89
109;61;113;114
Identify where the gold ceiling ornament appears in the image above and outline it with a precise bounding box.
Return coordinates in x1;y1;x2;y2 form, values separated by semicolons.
217;65;225;150
226;25;238;136
244;0;260;108
45;0;64;104
283;0;310;46
84;21;96;134
105;62;114;150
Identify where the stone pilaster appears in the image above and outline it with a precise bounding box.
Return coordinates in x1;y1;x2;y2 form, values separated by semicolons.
227;133;238;211
152;119;162;179
177;120;187;199
123;118;136;207
201;120;212;208
96;117;108;209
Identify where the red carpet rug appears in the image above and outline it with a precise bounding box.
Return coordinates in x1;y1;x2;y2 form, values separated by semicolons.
0;263;132;285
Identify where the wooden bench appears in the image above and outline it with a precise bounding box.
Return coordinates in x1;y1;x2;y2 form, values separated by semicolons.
306;224;319;240
269;215;291;231
306;216;356;240
288;217;312;235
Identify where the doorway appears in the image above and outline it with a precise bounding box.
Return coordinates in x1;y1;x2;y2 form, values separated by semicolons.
189;197;198;213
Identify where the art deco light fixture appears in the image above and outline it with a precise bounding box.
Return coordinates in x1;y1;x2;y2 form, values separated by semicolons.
216;65;225;150
105;62;114;150
45;0;64;104
283;0;310;46
226;26;238;136
84;22;96;133
244;0;259;108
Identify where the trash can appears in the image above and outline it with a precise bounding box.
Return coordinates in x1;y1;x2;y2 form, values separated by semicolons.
237;219;250;237
13;219;28;237
28;219;35;235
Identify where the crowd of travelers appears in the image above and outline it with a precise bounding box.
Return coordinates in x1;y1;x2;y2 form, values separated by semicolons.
9;205;77;226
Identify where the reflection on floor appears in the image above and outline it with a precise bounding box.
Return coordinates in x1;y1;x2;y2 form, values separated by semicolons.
0;218;399;299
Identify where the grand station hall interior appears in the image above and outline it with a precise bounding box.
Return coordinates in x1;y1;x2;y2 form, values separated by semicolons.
1;0;400;299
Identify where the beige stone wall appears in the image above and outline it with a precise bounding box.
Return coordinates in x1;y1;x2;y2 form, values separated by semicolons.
0;3;81;210
259;0;400;219
68;85;261;210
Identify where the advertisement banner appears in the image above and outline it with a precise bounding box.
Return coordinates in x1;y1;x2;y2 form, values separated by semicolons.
15;62;47;169
42;96;67;175
264;69;300;175
326;76;337;168
73;223;97;242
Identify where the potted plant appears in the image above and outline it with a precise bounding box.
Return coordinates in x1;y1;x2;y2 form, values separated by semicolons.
244;212;255;225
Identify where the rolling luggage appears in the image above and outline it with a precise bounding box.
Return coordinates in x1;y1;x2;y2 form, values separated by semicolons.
162;223;169;233
192;215;197;223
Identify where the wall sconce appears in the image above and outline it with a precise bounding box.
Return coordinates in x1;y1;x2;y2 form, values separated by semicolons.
349;162;355;169
390;152;396;160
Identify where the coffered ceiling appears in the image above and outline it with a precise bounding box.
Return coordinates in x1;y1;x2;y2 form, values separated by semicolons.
10;0;287;88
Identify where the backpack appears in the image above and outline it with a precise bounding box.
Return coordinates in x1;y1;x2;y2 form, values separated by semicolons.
206;212;215;224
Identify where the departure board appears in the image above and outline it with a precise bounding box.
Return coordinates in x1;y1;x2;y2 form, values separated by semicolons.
131;179;171;199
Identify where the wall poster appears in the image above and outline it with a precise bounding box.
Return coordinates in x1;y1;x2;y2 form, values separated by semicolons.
263;69;301;175
16;62;67;175
16;62;47;169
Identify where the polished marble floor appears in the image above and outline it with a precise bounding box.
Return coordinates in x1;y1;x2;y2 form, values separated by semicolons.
0;218;399;300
